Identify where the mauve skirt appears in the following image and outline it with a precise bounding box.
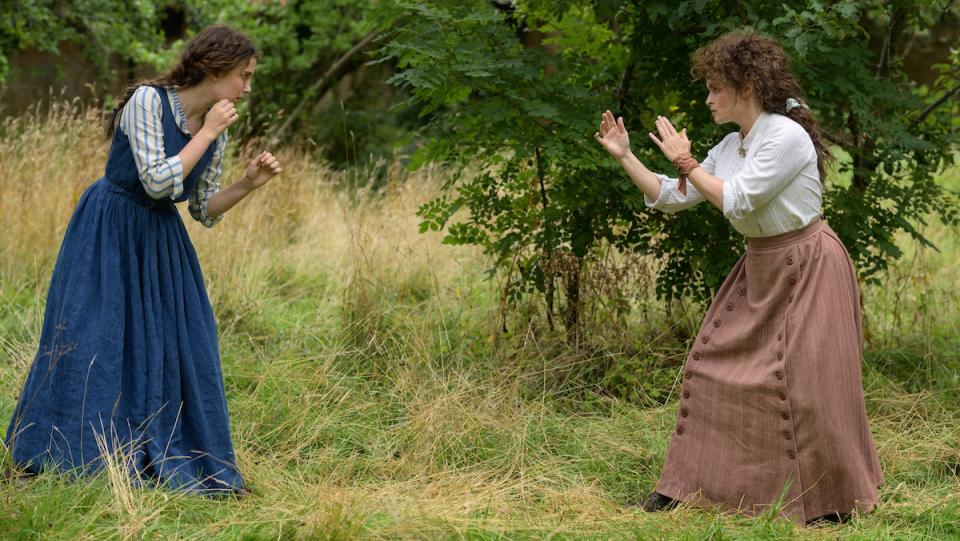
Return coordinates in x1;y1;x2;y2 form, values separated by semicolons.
655;218;883;523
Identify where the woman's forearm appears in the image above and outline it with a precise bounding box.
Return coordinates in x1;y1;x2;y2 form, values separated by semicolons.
686;166;724;210
618;151;663;201
206;177;254;218
178;128;219;178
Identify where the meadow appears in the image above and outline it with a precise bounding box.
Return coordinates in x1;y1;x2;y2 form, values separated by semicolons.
1;101;958;540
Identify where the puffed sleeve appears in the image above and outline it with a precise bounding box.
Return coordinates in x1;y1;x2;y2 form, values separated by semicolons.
721;123;813;221
644;145;718;213
119;86;185;200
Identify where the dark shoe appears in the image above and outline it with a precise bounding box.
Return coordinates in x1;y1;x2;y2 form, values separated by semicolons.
1;466;36;488
806;511;851;526
640;491;679;512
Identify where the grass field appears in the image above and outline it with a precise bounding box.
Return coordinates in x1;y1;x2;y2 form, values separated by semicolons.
1;102;958;540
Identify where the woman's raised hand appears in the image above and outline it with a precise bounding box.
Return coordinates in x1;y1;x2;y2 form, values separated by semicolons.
201;99;239;139
648;116;690;162
243;151;282;189
594;110;631;160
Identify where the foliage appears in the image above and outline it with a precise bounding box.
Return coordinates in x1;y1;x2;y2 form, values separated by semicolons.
385;0;645;338
3;0;958;336
1;104;959;537
209;0;408;165
386;0;960;337
1;0;412;166
0;0;174;85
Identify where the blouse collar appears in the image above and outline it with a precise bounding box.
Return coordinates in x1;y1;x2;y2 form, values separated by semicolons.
741;111;770;148
165;86;193;136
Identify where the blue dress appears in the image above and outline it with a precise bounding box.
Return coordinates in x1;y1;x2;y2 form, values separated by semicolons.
5;87;243;493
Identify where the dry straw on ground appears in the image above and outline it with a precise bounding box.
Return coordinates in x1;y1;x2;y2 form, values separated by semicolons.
1;100;959;539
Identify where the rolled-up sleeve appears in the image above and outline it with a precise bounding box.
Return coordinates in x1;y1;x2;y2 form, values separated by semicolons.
120;86;185;200
644;149;716;213
722;126;811;221
188;132;226;228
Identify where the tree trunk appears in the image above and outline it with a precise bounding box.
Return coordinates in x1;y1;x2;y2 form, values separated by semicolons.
535;146;555;331
564;257;582;347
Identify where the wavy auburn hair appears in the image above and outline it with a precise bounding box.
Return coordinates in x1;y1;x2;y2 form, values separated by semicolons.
105;25;259;139
691;30;832;180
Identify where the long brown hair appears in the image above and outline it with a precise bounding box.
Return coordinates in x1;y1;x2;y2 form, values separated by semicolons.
691;30;832;180
105;24;258;139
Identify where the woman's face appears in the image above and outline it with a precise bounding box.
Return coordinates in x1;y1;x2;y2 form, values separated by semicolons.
212;56;257;103
705;80;739;125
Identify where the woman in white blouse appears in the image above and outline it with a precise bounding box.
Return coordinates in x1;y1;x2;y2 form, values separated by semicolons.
596;31;882;525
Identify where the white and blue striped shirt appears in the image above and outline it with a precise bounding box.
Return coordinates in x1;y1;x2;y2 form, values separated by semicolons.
119;86;226;227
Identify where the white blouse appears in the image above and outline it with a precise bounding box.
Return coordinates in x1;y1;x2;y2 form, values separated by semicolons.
645;112;822;237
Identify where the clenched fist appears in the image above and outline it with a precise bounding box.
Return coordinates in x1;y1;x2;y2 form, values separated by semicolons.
201;99;239;139
243;151;282;189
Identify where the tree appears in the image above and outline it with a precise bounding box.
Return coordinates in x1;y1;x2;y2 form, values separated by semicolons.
385;0;960;341
0;0;174;89
211;0;401;163
1;0;409;167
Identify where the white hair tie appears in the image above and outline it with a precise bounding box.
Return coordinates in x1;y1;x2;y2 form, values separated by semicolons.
785;98;807;113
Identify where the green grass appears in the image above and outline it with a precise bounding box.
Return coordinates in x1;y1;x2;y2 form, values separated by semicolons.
1;105;959;539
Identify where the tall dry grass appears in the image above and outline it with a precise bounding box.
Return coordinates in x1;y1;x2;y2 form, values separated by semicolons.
1;100;959;539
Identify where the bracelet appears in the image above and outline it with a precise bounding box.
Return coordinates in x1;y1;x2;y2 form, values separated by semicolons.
672;152;699;195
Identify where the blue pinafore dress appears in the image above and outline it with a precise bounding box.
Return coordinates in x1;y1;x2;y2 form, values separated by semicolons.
5;87;243;493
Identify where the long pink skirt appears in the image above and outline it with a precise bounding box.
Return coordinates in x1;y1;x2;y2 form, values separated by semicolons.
655;218;883;523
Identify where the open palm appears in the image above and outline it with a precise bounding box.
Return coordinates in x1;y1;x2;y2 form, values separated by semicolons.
594;110;631;160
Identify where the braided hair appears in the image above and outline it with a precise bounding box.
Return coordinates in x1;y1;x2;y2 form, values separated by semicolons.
691;30;833;181
104;25;258;139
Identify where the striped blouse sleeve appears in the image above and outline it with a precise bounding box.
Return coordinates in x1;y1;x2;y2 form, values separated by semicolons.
188;131;226;228
119;86;185;200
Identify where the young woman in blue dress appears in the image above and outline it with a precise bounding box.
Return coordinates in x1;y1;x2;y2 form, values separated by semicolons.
5;25;281;493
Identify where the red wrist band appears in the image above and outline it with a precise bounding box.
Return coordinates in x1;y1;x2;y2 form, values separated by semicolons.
672;152;699;195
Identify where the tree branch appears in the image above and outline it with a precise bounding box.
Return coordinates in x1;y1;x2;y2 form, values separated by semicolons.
940;0;956;22
910;82;960;130
535;145;555;331
268;30;380;145
876;6;908;79
617;58;635;113
822;127;853;148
